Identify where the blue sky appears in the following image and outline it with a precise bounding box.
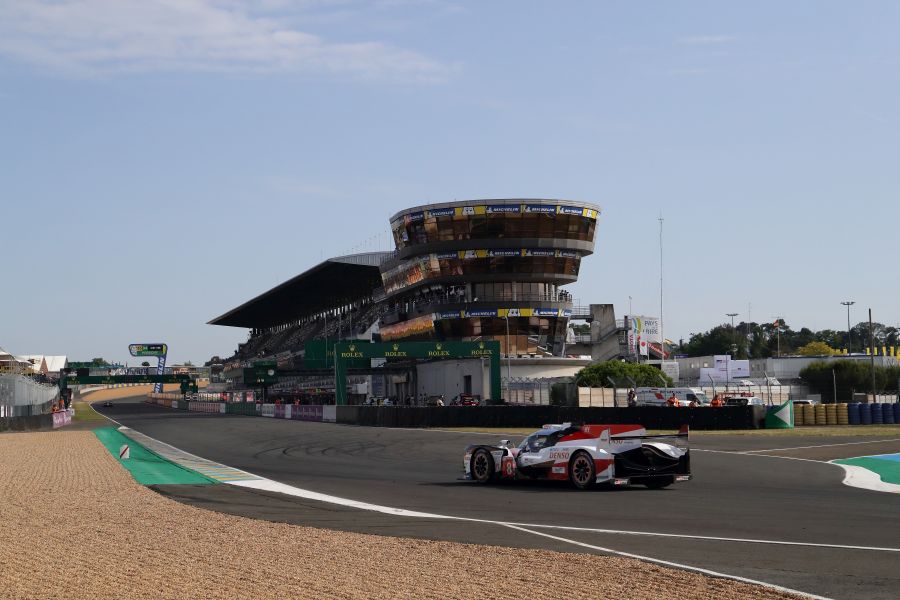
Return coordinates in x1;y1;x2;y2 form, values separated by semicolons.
2;1;898;364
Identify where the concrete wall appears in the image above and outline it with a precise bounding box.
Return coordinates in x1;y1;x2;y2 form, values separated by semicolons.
414;358;590;401
415;359;486;401
590;304;621;362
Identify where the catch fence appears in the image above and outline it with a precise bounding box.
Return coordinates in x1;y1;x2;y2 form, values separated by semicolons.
0;373;59;418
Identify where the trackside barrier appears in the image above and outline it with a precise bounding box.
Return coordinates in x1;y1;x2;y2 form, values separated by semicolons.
883;403;895;425
814;404;827;426
848;403;861;425
333;405;767;430
871;403;884;425
825;404;838;425
837;403;849;425
860;403;872;425
225;403;258;416
0;414;54;432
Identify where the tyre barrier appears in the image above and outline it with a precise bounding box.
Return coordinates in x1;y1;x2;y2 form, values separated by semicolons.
860;402;872;425
881;403;895;425
814;404;827;426
800;404;814;425
895;403;900;423
825;404;838;425
871;403;884;425
837;403;849;425
848;403;861;425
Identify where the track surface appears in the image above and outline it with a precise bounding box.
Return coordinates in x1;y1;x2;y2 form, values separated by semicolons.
97;398;900;600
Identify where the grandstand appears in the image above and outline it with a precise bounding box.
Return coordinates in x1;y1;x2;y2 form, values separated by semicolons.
210;200;605;401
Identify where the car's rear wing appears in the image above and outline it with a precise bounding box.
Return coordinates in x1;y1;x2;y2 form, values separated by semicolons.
596;425;690;453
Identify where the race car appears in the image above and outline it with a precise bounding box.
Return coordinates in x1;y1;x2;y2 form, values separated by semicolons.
463;423;691;490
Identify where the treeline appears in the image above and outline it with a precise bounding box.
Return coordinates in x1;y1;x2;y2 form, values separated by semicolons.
800;360;900;402
677;320;900;359
576;361;674;388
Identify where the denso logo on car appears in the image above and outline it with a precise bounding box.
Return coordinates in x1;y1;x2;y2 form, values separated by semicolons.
549;451;570;460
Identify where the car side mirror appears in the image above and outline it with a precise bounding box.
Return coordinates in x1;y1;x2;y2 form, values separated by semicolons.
499;439;510;447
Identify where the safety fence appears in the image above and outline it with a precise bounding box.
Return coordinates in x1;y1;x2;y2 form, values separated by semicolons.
0;373;59;418
146;394;336;422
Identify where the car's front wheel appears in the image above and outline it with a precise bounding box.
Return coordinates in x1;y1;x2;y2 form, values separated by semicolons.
470;449;496;484
569;450;596;490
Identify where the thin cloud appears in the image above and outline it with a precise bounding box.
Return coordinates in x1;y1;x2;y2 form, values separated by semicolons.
677;35;736;45
0;0;453;82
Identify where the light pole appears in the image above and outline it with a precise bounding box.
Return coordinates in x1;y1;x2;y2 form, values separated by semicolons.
726;313;739;355
841;301;855;354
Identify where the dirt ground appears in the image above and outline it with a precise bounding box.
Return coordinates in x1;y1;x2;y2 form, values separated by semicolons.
0;431;802;600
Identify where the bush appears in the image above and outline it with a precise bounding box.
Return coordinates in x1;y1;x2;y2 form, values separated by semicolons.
575;361;673;388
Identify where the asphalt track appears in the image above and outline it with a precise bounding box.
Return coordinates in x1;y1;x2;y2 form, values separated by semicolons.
96;397;900;600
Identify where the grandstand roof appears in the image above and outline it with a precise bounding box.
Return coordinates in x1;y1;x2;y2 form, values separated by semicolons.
208;252;391;329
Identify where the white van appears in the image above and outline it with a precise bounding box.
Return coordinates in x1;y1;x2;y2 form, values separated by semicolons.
633;387;709;407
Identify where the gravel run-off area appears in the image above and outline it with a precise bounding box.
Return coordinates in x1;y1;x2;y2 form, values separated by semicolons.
0;430;804;600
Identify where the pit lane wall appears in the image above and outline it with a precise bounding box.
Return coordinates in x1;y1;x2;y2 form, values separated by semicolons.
147;393;762;429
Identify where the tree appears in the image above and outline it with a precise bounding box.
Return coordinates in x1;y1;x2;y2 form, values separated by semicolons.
183;360;194;366
575;361;673;388
141;361;150;367
90;357;107;366
800;360;900;402
796;341;838;357
680;324;747;358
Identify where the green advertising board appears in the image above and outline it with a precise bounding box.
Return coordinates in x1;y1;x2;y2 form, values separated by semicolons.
304;340;370;369
332;340;501;405
243;361;278;386
60;374;191;388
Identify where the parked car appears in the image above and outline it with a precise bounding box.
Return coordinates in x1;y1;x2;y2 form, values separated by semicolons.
724;396;765;406
634;387;709;407
463;423;691;490
450;394;480;406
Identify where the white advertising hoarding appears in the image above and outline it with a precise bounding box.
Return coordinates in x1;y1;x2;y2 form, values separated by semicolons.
626;316;661;356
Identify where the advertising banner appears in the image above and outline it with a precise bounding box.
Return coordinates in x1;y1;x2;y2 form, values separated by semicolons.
625;316;661;356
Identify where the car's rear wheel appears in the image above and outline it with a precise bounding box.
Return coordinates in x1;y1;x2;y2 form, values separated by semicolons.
470;449;495;484
644;476;674;489
569;451;596;490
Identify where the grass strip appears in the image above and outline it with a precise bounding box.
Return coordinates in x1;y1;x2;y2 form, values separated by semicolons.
72;401;108;423
94;427;217;486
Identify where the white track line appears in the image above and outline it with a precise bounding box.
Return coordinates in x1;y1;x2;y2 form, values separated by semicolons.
501;524;832;600
693;449;828;464
742;438;900;454
828;462;900;494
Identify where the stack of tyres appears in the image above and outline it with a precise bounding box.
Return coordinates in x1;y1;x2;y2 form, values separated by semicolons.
881;403;895;425
825;404;838;425
860;402;873;425
894;403;900;423
848;403;861;425
814;404;827;426
837;403;849;425
871;403;884;425
802;404;815;426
